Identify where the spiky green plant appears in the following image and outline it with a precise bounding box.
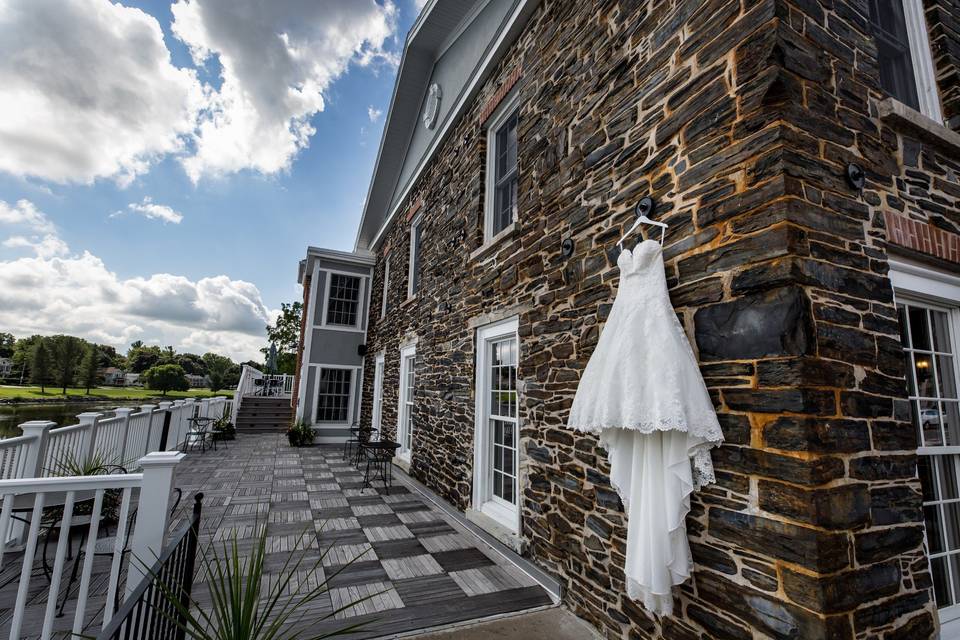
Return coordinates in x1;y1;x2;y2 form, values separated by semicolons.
149;522;375;640
49;451;110;477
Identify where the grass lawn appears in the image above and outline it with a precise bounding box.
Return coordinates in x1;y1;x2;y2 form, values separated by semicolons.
0;386;233;401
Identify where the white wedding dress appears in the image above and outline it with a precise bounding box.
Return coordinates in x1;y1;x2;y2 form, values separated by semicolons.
567;239;723;617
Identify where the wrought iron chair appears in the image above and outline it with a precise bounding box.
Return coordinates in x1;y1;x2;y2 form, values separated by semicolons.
183;416;216;453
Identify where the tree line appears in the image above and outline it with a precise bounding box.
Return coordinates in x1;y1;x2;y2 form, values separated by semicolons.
0;333;250;395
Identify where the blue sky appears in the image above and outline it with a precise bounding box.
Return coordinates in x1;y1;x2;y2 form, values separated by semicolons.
0;0;421;360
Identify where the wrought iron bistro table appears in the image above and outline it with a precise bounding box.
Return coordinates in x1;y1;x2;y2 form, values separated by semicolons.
360;440;401;495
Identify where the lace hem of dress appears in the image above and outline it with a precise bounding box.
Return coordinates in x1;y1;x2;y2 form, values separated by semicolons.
572;418;724;449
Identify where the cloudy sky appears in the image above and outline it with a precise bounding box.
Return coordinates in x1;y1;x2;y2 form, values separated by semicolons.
0;0;421;361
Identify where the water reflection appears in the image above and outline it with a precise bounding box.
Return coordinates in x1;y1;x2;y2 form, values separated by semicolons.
0;402;142;438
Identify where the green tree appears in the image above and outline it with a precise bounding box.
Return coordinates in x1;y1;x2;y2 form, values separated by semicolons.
0;332;14;358
47;335;86;394
79;345;100;394
13;335;44;380
176;353;207;376
30;339;51;393
127;343;163;373
95;344;123;369
202;353;236;393
142;364;189;396
264;301;302;375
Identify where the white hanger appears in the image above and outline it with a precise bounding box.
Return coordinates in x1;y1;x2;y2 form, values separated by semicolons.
618;198;667;249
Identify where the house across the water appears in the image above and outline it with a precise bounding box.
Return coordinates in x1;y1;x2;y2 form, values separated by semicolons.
292;0;960;636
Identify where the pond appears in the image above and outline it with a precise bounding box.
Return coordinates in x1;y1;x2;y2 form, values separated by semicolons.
0;402;144;438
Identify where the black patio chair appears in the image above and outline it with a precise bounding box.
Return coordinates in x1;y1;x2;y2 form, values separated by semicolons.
183;416;216;453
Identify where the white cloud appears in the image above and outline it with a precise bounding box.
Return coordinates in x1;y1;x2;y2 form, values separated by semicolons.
0;200;273;361
0;0;203;186
124;197;184;224
0;199;55;233
414;0;430;11
2;234;69;259
171;0;398;181
0;0;399;186
367;106;383;122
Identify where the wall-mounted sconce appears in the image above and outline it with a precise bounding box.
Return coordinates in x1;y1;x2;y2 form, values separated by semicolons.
357;344;367;357
846;163;865;191
636;196;656;218
561;237;575;258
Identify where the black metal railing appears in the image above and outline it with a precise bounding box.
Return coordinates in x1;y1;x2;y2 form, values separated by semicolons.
98;492;204;640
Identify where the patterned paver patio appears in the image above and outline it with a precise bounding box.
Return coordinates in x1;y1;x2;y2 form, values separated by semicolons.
171;434;554;638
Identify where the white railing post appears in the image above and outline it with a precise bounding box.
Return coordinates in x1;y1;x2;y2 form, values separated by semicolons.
18;421;53;479
114;408;134;466
125;451;185;597
199;398;210;420
139;405;157;458
169;401;184;451
77;412;102;467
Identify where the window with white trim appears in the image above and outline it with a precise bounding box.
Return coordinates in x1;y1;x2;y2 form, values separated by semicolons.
381;255;390;319
408;217;423;298
898;299;960;620
473;317;520;533
326;273;362;327
867;0;943;120
484;93;520;242
397;344;416;460
316;368;352;423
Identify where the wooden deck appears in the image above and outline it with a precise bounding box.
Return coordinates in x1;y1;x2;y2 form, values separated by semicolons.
0;435;553;639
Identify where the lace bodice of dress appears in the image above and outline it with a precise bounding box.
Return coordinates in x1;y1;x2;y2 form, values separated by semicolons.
616;239;669;299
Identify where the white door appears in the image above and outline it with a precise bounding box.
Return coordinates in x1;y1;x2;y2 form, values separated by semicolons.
473;317;520;533
372;353;384;440
397;344;416;461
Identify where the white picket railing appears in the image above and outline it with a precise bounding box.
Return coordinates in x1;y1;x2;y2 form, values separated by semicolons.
0;396;232;482
0;452;183;640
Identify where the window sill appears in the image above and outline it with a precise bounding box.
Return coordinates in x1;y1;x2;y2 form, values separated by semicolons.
401;294;417;309
469;222;518;263
878;98;960;155
465;507;523;553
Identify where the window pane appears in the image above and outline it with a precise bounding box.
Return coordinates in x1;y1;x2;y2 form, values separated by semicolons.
945;402;960;446
316;369;351;422
869;0;920;109
410;223;422;295
940;456;960;501
927;505;946;554
920;400;943;446
947;503;960;551
898;305;910;347
939;356;958;399
934;311;952;352
915;354;935;397
910;307;931;351
932;555;951;607
919;456;937;501
326;274;361;326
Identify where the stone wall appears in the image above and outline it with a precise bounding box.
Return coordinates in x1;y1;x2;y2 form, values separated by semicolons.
359;0;949;637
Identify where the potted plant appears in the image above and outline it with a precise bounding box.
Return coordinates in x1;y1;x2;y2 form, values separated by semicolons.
286;420;315;447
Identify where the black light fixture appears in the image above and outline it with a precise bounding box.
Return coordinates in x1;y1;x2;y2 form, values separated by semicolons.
561;237;575;258
636;196;656;218
846;163;866;191
357;344;367;357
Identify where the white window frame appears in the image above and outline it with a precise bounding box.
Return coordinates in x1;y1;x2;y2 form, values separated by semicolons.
397;343;417;462
484;91;521;244
407;216;423;300
901;0;944;122
318;269;366;333
311;364;359;426
472;316;520;534
372;352;385;441
380;255;390;319
890;259;960;633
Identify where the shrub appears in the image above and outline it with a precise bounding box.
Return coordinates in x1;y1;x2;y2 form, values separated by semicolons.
286;420;315;447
